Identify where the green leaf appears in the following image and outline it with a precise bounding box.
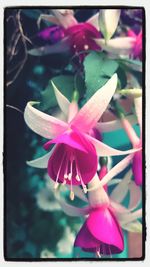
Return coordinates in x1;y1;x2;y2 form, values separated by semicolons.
83;51;119;100
117;58;142;72
39;74;85;112
117;66;127;89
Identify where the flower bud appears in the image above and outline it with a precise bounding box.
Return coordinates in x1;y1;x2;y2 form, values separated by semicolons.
132;150;142;186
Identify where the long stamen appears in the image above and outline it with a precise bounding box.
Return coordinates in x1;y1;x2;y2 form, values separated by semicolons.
69;158;74;201
68;157;73;181
79;174;87;193
73;158;87;192
108;245;112;258
96;248;101;258
54;153;66;189
64;158;69;180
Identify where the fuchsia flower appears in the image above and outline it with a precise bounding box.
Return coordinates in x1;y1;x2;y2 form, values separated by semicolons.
30;9;143;66
74;166;124;256
128;29;142;59
29;9;100;59
24;74;139;195
95;9;142;61
120;96;142;186
57;171;142;257
64;22;100;61
74;204;124;255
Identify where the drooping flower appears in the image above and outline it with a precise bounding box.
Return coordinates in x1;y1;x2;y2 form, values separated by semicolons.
29;9;143;66
56;171;142;257
74;204;124;256
95;93;142;186
119;95;142;186
94;10;142;61
29;9;100;60
24;74;140;196
64;22;100;61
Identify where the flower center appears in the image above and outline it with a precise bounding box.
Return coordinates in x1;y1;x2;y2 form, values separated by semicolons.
53;149;88;200
65;22;100;58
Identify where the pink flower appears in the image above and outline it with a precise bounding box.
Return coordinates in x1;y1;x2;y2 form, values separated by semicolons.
74;204;124;255
64;22;100;61
44;127;98;187
120;96;142;186
132;149;142;185
128;30;142;59
29;9;100;59
24;74;139;194
74;171;123;256
57;172;142;257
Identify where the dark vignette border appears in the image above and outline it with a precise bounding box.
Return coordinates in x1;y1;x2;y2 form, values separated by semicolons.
3;5;146;262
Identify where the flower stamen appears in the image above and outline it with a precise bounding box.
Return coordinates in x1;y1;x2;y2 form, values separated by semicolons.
96;248;101;258
54;153;66;189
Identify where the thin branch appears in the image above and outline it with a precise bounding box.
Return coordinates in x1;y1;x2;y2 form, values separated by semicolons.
6;10;29;87
6;104;23;114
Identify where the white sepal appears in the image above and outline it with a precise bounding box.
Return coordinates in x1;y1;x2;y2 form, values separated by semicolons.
99;9;121;41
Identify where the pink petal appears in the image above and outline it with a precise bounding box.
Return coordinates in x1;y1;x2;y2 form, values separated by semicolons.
128;29;136;38
24;101;68;139
88;174;110;207
26;147;55;169
86;134;140;156
121;117;140;147
128;181;142;211
68;102;79;123
65;22;100;58
132;150;142;186
119;209;142;224
95;37;135;55
56;197;89;217
51;81;70;116
96;114;137;132
44;129;91;153
110;201;129;215
87;207;124;252
99;154;134;187
99;166;108;191
70;74;118;133
47;141;97;185
110;169;132;203
52;10;78;28
74;222;100;250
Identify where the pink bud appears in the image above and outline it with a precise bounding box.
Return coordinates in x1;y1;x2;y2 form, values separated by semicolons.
99;165;108;191
132;150;142;186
